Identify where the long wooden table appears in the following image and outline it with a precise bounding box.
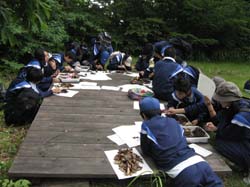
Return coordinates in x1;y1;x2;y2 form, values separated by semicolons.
8;73;231;183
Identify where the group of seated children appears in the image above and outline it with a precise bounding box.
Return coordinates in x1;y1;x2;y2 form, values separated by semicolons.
135;39;250;185
4;48;77;126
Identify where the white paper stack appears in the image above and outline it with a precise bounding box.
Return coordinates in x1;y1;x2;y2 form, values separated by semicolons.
112;125;140;147
107;134;125;146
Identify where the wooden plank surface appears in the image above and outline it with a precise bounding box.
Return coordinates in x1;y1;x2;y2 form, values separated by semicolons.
8;73;231;180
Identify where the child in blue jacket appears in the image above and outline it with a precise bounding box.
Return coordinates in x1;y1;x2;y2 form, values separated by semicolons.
204;81;250;184
139;97;223;187
152;45;183;101
167;77;207;125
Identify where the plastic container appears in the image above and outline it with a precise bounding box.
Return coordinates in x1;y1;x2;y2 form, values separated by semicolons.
183;126;210;143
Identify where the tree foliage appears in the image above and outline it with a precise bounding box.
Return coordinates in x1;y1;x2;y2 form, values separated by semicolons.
0;0;250;66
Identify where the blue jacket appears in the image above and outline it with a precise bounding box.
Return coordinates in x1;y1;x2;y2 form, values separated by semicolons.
17;59;53;91
135;55;152;71
154;41;171;56
141;115;195;171
6;78;52;99
183;65;200;87
214;99;250;141
168;87;206;122
52;53;65;71
152;57;183;101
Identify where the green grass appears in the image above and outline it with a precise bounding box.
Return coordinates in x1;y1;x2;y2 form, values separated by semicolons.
1;61;250;186
189;61;250;98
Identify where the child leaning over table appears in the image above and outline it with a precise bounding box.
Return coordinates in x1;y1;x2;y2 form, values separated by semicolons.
166;77;207;126
204;81;250;185
139;97;223;187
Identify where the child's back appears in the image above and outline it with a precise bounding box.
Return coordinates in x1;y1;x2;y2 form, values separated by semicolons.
139;97;223;187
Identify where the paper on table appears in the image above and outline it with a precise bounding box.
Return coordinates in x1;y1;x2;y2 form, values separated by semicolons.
68;82;99;90
112;125;140;147
69;83;85;89
119;84;153;92
134;121;143;133
189;143;212;157
133;101;165;110
107;134;125;146
54;90;79;97
80;71;112;81
80;85;101;90
80;82;97;86
104;148;153;179
123;72;139;77
101;86;121;91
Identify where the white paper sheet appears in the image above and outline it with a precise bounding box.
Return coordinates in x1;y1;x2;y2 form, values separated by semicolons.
133;101;165;110
123;72;139;77
134;121;143;133
101;86;121;91
189;143;212;157
54;90;79;97
80;71;112;81
68;82;99;90
119;84;153;93
104;148;153;179
80;82;98;86
80;85;101;90
69;83;85;89
112;125;140;147
107;134;125;146
197;73;216;100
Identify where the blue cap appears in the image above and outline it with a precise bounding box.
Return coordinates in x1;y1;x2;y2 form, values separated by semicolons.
139;97;160;112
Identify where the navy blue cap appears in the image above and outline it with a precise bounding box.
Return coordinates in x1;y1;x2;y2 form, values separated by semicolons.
139;97;160;112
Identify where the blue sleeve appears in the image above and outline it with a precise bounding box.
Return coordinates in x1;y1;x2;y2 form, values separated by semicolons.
184;88;205;116
40;76;52;84
37;87;53;98
167;94;179;108
217;120;245;140
140;133;152;156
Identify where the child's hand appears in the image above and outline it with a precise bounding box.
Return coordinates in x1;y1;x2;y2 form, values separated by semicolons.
53;78;60;83
166;108;177;115
191;119;199;126
205;122;217;132
96;64;103;70
52;88;61;94
204;96;212;106
64;65;74;72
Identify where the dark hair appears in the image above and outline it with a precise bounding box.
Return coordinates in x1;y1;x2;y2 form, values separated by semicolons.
163;47;176;58
174;77;191;93
65;51;76;61
140;109;161;119
26;68;43;83
142;43;154;56
34;48;45;62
